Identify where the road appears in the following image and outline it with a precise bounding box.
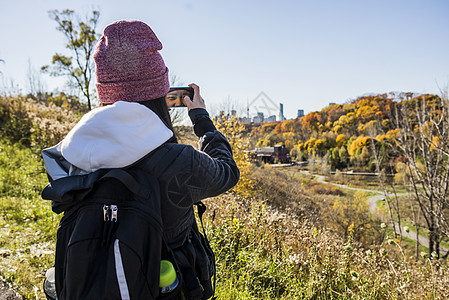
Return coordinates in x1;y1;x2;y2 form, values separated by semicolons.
307;172;449;255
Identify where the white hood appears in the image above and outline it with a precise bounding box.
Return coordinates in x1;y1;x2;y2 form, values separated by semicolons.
60;101;173;173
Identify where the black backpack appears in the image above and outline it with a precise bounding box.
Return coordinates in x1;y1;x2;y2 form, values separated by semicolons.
41;145;216;300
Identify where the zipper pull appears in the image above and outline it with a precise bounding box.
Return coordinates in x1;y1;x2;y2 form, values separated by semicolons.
110;205;118;222
103;205;110;221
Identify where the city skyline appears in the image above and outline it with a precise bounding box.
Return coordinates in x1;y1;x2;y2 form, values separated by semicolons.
1;1;448;118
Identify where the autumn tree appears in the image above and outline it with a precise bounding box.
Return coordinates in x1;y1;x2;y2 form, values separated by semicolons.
214;116;254;198
42;9;100;110
392;95;449;258
369;124;402;240
326;191;383;246
395;161;422;259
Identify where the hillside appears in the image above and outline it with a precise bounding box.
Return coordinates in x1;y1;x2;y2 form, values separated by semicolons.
249;93;443;171
1;95;449;299
248;92;449;258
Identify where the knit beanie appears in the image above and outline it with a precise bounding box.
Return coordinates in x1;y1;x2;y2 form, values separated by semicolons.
94;20;169;103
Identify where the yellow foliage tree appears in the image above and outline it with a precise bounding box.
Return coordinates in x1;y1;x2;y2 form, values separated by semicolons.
284;139;294;151
328;191;373;242
348;136;370;157
335;134;346;148
214;116;254;198
282;132;295;141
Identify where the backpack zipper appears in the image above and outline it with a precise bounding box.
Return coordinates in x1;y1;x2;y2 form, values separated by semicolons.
103;205;110;221
103;205;118;246
111;205;118;222
103;204;119;222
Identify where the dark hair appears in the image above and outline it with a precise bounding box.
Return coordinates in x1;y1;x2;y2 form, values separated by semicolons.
139;97;178;143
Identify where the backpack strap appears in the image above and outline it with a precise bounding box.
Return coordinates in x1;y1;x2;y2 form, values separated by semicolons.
195;202;209;242
173;246;203;300
195;202;217;300
99;169;151;199
42;170;105;202
42;170;111;214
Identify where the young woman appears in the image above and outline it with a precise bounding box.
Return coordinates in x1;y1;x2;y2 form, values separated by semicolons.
42;20;239;299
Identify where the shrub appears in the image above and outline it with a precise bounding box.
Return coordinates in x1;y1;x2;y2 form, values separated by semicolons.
0;96;34;146
0;96;80;152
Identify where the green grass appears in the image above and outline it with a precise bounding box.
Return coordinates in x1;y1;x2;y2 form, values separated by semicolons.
323;173;412;194
383;227;429;252
401;236;429;254
209;203;303;299
0;140;60;299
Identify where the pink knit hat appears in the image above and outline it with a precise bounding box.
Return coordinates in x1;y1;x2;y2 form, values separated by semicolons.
93;20;169;103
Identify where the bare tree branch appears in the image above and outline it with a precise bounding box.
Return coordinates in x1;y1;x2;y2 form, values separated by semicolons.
43;9;100;110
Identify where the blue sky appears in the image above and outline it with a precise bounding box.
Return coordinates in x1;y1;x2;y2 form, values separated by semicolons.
1;0;448;119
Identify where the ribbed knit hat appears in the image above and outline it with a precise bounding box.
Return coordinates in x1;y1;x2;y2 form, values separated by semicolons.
93;20;169;103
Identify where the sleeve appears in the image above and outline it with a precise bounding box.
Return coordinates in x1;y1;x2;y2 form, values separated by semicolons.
192;130;240;199
166;109;240;205
188;108;217;137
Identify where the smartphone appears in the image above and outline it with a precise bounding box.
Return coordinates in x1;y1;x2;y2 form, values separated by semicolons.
165;87;194;107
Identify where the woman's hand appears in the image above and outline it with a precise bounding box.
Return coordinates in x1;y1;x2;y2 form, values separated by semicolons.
183;83;206;110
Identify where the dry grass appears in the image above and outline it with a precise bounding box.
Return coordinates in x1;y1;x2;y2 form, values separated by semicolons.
201;164;449;299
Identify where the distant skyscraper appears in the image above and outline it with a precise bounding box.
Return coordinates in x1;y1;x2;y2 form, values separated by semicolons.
248;92;285;121
297;109;304;118
253;112;264;123
266;115;276;122
279;103;285;121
